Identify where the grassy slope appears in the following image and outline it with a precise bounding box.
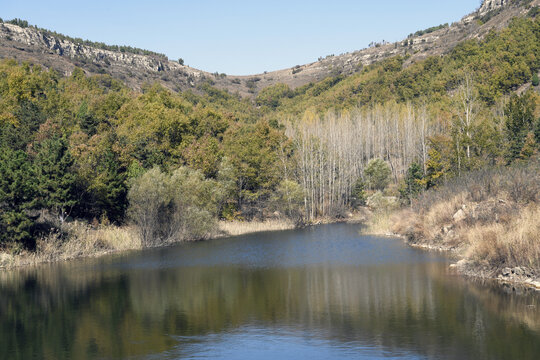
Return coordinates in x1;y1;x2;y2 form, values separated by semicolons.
388;161;540;287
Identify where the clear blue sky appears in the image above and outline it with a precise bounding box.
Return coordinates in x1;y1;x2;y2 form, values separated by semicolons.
2;0;481;75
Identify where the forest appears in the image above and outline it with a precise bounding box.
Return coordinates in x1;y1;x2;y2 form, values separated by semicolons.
0;13;539;256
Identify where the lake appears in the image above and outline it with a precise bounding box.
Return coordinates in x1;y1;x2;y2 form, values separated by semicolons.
1;223;538;359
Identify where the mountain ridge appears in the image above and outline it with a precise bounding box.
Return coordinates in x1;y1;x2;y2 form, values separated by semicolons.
0;0;538;97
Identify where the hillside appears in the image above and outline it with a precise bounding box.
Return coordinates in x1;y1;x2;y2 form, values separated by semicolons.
0;0;538;97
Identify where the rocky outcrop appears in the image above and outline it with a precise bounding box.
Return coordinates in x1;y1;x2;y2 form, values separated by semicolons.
0;22;206;91
452;207;467;222
0;23;169;72
478;0;510;17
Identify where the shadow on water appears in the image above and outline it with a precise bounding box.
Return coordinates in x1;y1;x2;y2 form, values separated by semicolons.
0;224;538;359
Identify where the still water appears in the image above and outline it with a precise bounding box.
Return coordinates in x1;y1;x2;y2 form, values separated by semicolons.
1;223;539;359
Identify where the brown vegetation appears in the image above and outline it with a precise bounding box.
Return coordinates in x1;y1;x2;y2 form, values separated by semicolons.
391;162;540;285
0;222;140;268
0;219;300;269
218;219;295;236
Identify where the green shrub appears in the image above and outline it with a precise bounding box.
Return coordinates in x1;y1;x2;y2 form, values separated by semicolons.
399;162;424;203
128;167;224;247
351;178;367;208
532;73;539;86
269;180;305;223
364;158;392;191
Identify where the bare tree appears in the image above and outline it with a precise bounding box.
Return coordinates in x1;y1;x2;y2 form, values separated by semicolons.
283;102;436;221
455;73;479;172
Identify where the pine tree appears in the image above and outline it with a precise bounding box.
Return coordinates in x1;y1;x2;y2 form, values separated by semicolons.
89;148;128;224
505;93;535;162
534;117;540;146
519;132;537;160
364;158;392;191
351;178;367;208
399;162;424;203
34;136;77;223
0;148;37;247
77;101;98;136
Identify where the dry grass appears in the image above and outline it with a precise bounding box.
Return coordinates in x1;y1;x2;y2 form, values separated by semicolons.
465;205;540;270
362;210;396;235
393;198;540;272
218;219;295;236
422;193;466;238
391;162;540;274
1;219;298;269
1;222;141;268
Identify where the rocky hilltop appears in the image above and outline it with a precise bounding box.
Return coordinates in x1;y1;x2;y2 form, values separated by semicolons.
0;22;207;91
479;0;510;15
0;0;537;96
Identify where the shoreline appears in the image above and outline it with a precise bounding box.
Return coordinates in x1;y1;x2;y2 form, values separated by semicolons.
2;210;538;293
374;221;540;292
0;215;367;271
362;206;540;291
0;220;292;270
409;239;540;291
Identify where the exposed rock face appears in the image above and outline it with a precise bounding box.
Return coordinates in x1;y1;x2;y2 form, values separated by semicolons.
0;23;172;73
0;22;206;91
479;0;509;16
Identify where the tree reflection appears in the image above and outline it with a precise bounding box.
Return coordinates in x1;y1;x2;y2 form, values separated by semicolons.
1;257;539;360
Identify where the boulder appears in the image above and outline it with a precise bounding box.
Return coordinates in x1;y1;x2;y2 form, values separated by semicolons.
453;209;467;222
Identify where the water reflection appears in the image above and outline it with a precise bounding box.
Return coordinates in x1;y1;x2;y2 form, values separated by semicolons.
0;224;538;359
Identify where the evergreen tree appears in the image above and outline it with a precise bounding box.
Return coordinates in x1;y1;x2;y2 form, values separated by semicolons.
519;132;537;159
0;100;46;151
0;148;37;248
505;93;536;162
77;101;99;136
364;158;392;191
534;116;540;146
87;148;128;223
270;180;305;222
34;136;77;223
399;162;424;203
532;73;540;87
351;178;367;208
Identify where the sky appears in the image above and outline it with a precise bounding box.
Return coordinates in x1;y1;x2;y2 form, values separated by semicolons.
2;0;481;75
